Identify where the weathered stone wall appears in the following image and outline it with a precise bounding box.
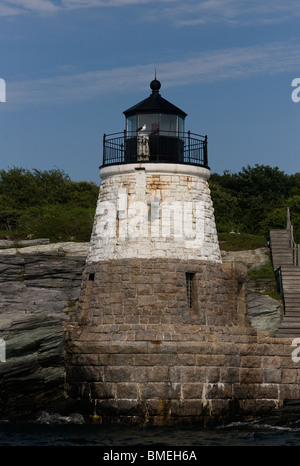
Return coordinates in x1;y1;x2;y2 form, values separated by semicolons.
87;164;221;263
67;323;299;426
66;257;300;426
0;243;298;424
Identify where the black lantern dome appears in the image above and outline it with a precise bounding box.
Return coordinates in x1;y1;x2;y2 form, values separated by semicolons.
101;79;208;168
124;78;186;137
123;79;187;163
124;78;187;120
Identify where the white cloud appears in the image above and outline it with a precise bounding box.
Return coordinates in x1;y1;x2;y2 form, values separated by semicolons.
1;0;300;25
1;0;62;16
0;0;175;16
6;41;300;107
150;0;300;27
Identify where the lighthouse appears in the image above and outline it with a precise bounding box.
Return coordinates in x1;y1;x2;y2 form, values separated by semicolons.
66;79;242;425
86;78;221;266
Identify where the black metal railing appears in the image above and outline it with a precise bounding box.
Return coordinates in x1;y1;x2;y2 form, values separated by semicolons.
287;207;300;266
101;130;208;168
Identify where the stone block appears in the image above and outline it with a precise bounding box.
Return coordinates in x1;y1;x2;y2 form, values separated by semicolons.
115;382;138;399
206;382;232;399
206;367;220;383
170;399;205;417
170;366;206;383
241;356;261;368
140;382;172;400
92;382;115;399
282;368;298;384
176;354;196;366
233;384;256;400
182;383;203;399
255;383;279;399
223;368;240;385
196;354;226;367
108;354;135;366
147;341;177;354
105;366;131;383
240;368;263;384
137;295;157;307
134;353;174;366
263;368;281;383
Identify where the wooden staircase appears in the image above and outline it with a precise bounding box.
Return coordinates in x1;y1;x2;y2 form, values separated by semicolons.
269;211;300;337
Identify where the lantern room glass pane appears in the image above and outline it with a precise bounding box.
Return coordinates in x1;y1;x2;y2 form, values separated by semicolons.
126;115;137;136
160;114;178;136
137;114;159;134
178;116;184;139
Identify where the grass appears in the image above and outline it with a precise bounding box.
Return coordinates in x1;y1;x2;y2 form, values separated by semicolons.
248;263;275;280
248;263;282;301
218;232;267;251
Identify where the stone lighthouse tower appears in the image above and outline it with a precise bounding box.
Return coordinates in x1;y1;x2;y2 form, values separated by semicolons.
87;78;221;265
66;79;245;425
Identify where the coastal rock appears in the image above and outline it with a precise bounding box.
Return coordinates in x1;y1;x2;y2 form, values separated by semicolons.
0;313;68;419
0;243;87;420
247;293;282;334
221;247;270;270
0;243;88;315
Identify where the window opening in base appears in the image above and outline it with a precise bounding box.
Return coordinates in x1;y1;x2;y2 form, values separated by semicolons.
186;272;195;309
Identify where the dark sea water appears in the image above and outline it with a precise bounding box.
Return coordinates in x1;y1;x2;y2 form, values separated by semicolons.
1;412;300;448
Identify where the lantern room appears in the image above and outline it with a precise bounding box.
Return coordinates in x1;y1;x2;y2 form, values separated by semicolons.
101;78;208;168
124;78;186;138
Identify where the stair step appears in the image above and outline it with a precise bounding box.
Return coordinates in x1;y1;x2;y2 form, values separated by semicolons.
277;322;300;328
281;318;300;322
270;230;290;235
284;295;300;299
269;228;300;337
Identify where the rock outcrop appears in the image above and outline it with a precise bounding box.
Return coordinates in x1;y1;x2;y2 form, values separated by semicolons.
221;247;270;270
0;242;88;419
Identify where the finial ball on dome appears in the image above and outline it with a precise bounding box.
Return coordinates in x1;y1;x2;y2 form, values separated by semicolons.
150;78;161;94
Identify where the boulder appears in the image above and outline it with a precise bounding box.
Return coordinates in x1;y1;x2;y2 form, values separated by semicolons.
247;293;282;334
221;247;270;270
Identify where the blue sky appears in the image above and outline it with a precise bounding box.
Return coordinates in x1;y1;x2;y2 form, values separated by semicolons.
1;0;300;183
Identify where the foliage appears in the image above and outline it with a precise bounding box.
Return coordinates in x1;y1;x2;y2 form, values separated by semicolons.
0;167;98;241
210;164;300;243
0;164;299;246
17;205;95;242
218;232;267;251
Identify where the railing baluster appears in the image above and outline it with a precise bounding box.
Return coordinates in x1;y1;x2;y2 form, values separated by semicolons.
188;131;191;164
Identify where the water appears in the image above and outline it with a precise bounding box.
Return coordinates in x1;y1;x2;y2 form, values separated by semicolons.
1;412;300;447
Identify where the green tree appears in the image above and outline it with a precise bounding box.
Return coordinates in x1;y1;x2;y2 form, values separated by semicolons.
209;179;241;232
210;165;292;235
17;205;95;242
0;167;98;241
